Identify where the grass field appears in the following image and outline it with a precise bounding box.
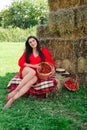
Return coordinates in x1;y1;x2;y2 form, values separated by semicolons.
0;42;87;130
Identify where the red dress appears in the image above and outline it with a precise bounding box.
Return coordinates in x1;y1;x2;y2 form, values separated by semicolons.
18;48;55;78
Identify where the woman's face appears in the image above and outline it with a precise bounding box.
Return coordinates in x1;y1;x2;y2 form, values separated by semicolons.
28;38;37;49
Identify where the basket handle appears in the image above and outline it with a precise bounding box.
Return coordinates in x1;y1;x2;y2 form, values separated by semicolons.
70;73;78;82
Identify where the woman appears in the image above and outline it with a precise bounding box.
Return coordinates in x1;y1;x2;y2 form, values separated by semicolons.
4;36;55;109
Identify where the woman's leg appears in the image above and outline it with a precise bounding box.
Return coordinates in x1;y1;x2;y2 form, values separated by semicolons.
6;67;36;100
4;75;37;109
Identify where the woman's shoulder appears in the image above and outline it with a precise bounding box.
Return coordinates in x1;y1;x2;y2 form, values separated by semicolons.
41;47;49;52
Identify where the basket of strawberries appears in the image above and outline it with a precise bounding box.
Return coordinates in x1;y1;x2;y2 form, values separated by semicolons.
37;62;53;80
64;74;79;91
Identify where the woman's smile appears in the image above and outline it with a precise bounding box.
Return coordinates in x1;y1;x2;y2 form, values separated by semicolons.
28;38;37;48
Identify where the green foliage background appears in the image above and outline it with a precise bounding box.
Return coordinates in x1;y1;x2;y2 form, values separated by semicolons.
0;0;48;28
0;0;48;42
0;26;36;42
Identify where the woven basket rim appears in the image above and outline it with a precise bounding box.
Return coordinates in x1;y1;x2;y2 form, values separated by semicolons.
64;77;79;91
37;62;52;76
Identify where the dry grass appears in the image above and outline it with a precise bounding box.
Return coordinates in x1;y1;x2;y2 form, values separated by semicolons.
38;37;87;85
39;38;75;60
47;74;64;97
48;0;87;11
37;25;52;38
37;25;61;38
78;57;87;73
48;5;87;38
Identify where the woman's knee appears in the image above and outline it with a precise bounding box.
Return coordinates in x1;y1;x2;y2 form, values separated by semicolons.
31;76;38;84
22;67;36;77
33;75;38;81
31;69;36;75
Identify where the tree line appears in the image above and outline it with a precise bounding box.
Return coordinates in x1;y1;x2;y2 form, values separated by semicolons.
0;0;48;29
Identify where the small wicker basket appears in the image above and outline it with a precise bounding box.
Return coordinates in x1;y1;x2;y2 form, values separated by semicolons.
64;74;79;91
37;62;53;80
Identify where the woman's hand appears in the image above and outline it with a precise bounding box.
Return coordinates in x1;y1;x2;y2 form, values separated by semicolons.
24;63;29;67
31;64;41;69
24;63;40;69
49;66;56;76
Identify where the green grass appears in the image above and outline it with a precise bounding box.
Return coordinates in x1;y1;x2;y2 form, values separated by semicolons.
0;42;87;130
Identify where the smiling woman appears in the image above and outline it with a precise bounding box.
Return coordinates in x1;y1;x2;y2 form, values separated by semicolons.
3;35;56;109
0;0;12;11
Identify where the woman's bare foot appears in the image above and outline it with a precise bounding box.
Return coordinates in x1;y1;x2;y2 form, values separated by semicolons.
6;91;17;101
4;98;14;109
6;95;10;101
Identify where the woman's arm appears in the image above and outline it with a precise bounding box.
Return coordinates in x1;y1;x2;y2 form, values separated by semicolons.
24;63;40;69
42;48;55;66
18;51;26;67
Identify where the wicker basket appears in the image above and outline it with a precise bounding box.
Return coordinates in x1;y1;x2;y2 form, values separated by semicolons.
64;74;79;91
37;62;53;80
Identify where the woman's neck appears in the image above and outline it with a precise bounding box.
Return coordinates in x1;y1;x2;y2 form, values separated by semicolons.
33;48;39;57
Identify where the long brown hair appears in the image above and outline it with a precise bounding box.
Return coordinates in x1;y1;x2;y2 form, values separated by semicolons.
25;36;45;63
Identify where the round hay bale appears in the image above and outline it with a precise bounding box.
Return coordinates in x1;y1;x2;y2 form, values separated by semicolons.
47;74;64;97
